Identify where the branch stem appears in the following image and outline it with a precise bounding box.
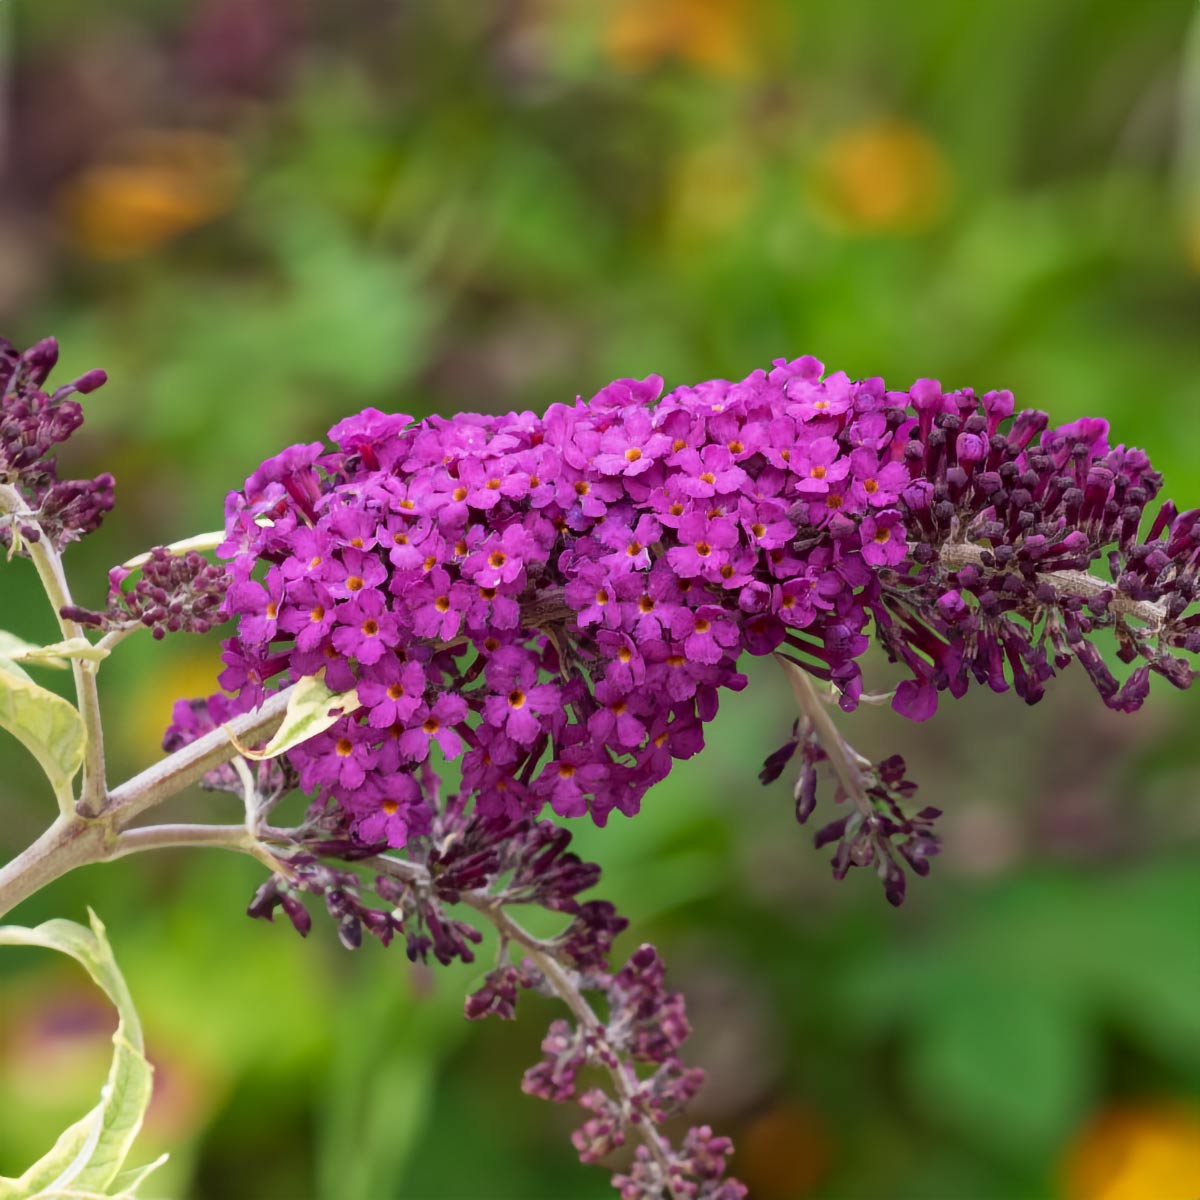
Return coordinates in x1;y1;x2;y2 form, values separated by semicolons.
0;483;107;814
0;815;108;918
109;823;263;859
938;540;1167;628
774;653;875;819
104;686;294;829
0;687;295;917
476;899;683;1199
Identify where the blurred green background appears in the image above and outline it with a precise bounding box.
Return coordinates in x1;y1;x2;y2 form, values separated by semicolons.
2;2;1199;1197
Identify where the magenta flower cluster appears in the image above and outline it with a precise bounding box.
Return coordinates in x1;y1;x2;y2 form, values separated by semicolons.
218;356;1198;862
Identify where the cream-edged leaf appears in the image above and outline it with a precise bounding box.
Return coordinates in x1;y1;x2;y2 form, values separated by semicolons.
103;1153;170;1198
228;674;359;761
0;631;68;669
0;662;85;804
0;912;161;1199
11;637;109;668
0;655;33;683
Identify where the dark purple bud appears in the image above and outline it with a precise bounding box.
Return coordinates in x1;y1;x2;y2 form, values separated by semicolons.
794;760;817;824
814;816;849;849
279;892;312;937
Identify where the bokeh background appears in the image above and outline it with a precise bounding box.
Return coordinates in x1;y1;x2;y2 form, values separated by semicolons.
1;2;1199;1197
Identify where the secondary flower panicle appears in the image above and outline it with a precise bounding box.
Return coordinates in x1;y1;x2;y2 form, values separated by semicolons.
63;547;230;639
212;355;1197;903
0;336;112;550
245;788;747;1199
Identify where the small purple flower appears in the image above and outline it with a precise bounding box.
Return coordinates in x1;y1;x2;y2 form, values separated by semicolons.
358;657;428;728
666;511;739;579
331;589;400;665
793;436;851;495
564;563;622;629
397;694;468;762
596;512;661;576
859;510;908;567
462;524;536;589
303;723;379;791
410;568;473;640
483;647;561;746
787;371;852;421
536;742;611;818
329;547;387;599
353;775;421;847
848;448;909;508
669;445;748;499
670;604;740;666
588;681;648;749
277;579;336;651
594;408;672;477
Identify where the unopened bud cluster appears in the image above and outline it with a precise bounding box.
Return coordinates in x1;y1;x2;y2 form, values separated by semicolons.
0;337;110;550
63;547;229;639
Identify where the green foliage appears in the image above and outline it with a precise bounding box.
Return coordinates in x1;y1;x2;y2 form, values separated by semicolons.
0;912;164;1199
0;657;86;812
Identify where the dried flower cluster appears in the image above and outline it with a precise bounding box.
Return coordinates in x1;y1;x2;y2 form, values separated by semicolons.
219;748;744;1198
0;336;111;550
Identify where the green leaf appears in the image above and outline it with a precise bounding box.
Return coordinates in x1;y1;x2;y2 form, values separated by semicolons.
905;983;1094;1160
229;673;359;761
0;631;61;667
121;531;225;571
0;661;86;806
8;638;109;669
105;1154;170;1198
0;655;34;683
0;911;164;1199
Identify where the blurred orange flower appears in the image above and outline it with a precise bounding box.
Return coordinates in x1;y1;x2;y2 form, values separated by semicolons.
57;130;242;261
118;644;227;761
809;119;953;235
737;1101;833;1197
1060;1102;1200;1200
604;0;761;77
